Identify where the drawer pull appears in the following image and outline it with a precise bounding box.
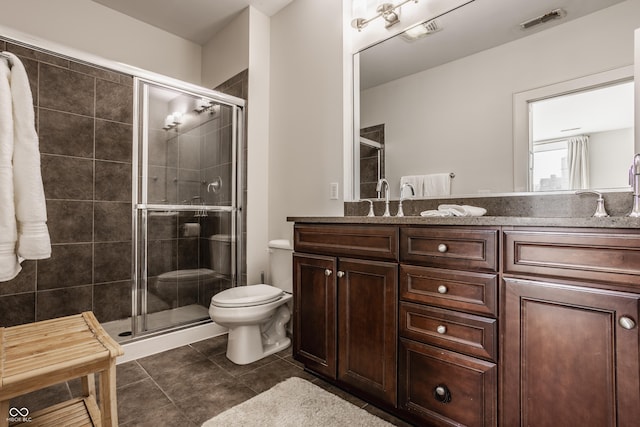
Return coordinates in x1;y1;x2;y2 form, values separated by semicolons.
437;285;448;294
337;271;345;278
619;316;636;330
437;243;448;253
436;325;447;334
324;269;332;277
434;384;452;403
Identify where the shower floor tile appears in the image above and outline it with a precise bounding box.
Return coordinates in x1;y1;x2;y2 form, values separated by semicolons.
7;335;411;427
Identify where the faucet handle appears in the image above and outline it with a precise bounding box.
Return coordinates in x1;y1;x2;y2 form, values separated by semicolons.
576;190;609;218
362;199;375;217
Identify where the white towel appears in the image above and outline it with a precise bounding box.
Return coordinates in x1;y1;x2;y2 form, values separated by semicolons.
400;175;422;198
0;57;20;281
6;52;51;260
420;204;487;217
0;52;51;282
422;173;451;197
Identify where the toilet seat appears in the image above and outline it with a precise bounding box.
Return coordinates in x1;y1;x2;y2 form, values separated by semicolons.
157;268;215;281
212;284;284;308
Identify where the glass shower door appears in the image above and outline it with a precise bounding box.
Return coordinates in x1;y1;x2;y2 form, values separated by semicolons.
133;78;244;338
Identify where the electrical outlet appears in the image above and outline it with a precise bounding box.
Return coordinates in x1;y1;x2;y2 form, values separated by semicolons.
330;182;339;200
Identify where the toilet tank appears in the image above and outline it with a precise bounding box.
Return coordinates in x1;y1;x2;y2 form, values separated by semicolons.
268;239;292;293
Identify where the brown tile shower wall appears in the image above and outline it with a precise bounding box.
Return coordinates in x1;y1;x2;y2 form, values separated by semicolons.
214;70;248;286
0;38;133;327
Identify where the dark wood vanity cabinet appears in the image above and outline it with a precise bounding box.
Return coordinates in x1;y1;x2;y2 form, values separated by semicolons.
399;227;499;427
293;225;398;406
293;222;640;426
501;228;640;427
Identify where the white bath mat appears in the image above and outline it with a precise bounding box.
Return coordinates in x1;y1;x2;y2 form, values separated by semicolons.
201;377;394;426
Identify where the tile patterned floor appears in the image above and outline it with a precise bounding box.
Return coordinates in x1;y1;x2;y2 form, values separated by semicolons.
9;335;412;426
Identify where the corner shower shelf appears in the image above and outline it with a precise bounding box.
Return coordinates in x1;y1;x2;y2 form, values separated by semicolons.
0;312;124;427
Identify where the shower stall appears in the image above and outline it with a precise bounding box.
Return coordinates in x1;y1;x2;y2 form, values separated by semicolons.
117;78;245;341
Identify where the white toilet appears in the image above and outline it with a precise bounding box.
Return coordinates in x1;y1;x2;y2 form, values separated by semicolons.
209;239;293;365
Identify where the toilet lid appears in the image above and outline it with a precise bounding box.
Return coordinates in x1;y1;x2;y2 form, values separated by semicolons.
212;284;284;308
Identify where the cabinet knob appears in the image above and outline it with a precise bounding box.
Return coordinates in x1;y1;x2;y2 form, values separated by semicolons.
619;316;636;330
433;384;452;403
337;271;345;278
324;269;332;277
437;243;448;253
437;285;448;294
436;325;447;334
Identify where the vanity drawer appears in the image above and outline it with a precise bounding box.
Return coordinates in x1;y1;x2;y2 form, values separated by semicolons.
294;224;398;261
401;227;498;272
400;302;497;361
399;338;497;427
504;228;640;288
400;265;498;317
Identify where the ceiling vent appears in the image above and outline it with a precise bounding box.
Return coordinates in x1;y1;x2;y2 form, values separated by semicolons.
520;8;566;30
401;19;442;42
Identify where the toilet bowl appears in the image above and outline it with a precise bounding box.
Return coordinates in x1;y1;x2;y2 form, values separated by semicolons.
209;239;293;365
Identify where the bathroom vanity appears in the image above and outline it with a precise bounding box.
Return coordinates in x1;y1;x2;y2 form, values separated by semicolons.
290;216;640;427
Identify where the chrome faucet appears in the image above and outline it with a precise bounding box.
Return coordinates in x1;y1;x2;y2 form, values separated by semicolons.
376;178;391;217
397;183;415;217
576;190;609;217
629;153;640;217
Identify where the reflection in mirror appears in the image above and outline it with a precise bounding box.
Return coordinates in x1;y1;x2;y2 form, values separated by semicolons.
354;0;639;200
530;81;634;191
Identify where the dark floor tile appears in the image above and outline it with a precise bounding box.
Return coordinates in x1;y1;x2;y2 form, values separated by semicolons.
147;358;234;402
209;351;279;377
137;345;209;377
237;358;316;394
174;380;256;426
117;378;171;425
10;382;71;414
120;403;195;427
116;361;150;389
189;335;228;358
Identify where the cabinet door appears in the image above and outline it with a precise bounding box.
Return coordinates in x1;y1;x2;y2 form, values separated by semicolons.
293;253;337;379
502;278;640;427
337;258;398;406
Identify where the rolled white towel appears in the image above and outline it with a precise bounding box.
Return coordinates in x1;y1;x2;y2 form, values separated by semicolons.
439;204;487;217
421;204;487;217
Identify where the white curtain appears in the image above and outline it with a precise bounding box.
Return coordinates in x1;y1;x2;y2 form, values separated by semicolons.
568;135;589;189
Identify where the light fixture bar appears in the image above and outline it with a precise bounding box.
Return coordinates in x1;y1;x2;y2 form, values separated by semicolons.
351;0;419;32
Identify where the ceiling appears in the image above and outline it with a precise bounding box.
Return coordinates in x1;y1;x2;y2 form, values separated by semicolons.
359;0;627;89
91;0;294;45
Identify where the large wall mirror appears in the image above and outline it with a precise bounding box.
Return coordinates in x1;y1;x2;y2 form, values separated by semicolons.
354;0;640;200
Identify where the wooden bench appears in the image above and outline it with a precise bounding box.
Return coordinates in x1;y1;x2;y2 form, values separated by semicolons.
0;312;124;426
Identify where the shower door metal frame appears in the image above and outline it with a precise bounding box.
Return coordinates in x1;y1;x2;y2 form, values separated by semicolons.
131;77;245;340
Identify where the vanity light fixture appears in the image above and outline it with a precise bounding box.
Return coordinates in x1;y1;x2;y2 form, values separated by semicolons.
162;111;183;131
352;0;418;32
400;19;441;41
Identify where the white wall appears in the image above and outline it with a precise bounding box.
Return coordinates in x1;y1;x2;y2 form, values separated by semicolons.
0;0;202;84
269;0;345;241
246;8;271;284
201;8;250;89
361;0;640;198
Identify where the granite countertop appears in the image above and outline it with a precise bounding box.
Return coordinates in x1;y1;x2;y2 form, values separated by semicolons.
287;215;640;229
